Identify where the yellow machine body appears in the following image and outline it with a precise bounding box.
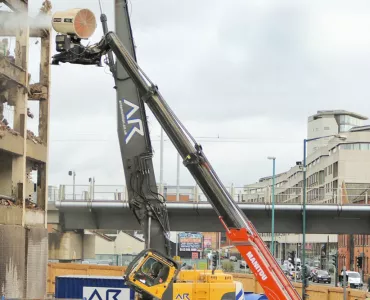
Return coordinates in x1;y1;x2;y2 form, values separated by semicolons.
173;270;236;300
125;250;240;300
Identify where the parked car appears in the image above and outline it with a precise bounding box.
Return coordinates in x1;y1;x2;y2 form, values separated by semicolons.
229;256;238;262
312;270;331;284
340;271;363;289
240;260;248;269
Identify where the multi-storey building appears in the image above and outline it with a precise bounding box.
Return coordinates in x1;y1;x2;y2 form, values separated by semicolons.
0;1;51;297
242;110;370;275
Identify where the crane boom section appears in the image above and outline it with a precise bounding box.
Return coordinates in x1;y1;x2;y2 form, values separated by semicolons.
50;15;301;298
104;32;301;300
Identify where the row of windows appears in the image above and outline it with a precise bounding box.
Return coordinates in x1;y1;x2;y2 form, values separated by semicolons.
324;162;338;178
354;234;370;246
340;143;370;151
338;234;370;247
307;157;321;169
339;124;354;132
339;115;363;126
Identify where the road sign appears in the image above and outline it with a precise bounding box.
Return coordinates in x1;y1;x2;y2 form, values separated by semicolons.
83;287;131;300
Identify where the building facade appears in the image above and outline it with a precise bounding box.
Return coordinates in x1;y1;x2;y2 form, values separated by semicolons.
242;110;370;276
0;1;52;297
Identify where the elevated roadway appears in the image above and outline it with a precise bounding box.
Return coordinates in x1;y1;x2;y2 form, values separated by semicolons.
48;200;370;234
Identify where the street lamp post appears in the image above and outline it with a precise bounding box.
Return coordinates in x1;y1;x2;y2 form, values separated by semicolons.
68;170;76;200
301;134;346;299
268;156;276;256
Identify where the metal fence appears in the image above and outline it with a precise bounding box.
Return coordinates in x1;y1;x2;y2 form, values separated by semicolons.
52;184;370;206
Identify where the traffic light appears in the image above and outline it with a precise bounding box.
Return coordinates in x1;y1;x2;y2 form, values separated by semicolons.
331;254;337;267
212;253;217;268
356;256;363;269
288;251;296;266
302;265;310;287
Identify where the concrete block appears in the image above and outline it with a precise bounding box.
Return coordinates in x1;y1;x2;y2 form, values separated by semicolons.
0;225;26;298
0;131;23;156
26;140;47;163
0;206;23;225
25;208;45;226
25;227;48;298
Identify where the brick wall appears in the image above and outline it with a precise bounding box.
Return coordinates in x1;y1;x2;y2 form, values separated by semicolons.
338;234;370;282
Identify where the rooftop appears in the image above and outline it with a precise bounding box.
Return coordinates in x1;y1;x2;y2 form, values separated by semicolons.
309;110;368;121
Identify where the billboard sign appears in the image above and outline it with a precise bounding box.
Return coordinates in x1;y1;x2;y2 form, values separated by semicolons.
203;237;212;249
179;232;203;252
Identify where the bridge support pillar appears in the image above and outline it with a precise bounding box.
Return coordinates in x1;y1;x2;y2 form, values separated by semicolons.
48;230;95;262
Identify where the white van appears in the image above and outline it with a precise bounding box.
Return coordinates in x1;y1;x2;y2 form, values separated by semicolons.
341;271;363;289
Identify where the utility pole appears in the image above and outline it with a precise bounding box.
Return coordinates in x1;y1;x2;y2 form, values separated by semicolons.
343;267;347;300
68;170;76;200
362;234;365;284
327;235;329;271
267;156;276;256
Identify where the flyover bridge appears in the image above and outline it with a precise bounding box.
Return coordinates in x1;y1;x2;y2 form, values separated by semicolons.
47;184;370;234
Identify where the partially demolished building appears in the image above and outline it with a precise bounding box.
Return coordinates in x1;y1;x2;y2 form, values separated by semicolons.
0;0;51;297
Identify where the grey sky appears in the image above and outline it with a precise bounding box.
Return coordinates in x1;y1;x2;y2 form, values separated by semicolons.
14;0;370;189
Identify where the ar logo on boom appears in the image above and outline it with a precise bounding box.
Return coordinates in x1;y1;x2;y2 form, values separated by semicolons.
176;293;190;300
120;98;144;144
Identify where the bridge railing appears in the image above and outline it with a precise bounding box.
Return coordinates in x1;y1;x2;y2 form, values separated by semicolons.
53;184;370;206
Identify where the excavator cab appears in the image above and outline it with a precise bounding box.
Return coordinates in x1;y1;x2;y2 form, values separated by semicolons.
124;249;180;299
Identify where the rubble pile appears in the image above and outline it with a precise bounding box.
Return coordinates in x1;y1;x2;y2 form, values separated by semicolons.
27;130;42;144
0;196;39;210
28;83;47;101
26;198;38;209
0;119;20;138
0;198;14;206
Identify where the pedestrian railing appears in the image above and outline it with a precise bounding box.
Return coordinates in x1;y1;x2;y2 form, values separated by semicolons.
52;184;370;206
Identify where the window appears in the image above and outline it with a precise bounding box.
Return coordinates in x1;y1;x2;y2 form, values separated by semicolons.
324;126;330;130
133;257;170;287
340;144;352;150
333;162;338;178
340;143;370;150
360;144;369;150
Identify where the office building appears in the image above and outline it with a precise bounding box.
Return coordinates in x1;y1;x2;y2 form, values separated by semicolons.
242;110;370;273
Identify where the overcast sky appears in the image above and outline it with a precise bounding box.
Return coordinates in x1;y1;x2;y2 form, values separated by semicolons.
8;0;370;190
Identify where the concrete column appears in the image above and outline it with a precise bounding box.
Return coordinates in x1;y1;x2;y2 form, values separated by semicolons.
37;35;51;218
11;13;29;226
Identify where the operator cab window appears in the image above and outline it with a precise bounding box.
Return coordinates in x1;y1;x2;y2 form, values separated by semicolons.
134;257;170;287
